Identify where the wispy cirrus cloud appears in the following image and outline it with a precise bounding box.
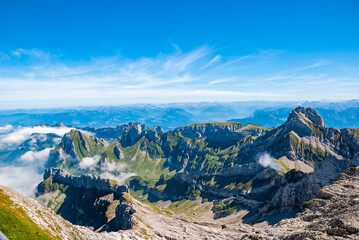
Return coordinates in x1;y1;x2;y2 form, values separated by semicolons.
293;60;329;71
208;77;235;85
11;48;46;57
200;55;222;70
0;45;358;109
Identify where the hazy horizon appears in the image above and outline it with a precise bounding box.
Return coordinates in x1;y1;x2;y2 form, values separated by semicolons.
0;99;359;111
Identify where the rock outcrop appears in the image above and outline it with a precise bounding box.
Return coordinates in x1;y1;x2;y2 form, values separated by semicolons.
118;123;163;147
261;167;359;239
43;168;128;194
37;168;135;232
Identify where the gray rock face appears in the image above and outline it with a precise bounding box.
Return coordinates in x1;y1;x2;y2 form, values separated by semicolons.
128;124;143;143
118;122;163;147
60;131;77;158
110;204;136;230
113;145;123;160
220;162;264;177
290;106;325;128
44;168;128;194
37;169;135;232
278;107;325;138
268;167;359;239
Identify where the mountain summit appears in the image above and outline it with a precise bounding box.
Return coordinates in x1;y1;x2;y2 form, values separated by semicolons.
288;107;325;127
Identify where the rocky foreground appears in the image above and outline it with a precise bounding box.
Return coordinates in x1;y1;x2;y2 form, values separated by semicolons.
2;166;359;239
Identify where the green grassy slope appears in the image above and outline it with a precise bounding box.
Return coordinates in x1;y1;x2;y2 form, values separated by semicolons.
0;189;56;240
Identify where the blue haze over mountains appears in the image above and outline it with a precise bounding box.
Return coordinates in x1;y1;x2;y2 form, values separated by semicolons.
0;100;359;130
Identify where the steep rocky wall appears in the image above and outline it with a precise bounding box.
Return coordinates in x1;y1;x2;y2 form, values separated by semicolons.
37;168;135;231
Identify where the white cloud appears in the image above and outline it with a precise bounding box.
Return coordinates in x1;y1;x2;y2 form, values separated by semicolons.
100;171;136;185
0;165;43;196
0;125;72;196
99;161;136;184
0;124;13;134
0;125;90;150
201;55;221;70
294;60;329;71
11;48;47;58
0;148;53;196
0;46;290;109
257;152;280;171
208;77;234;85
78;156;136;184
20;148;51;163
79;155;101;169
100;161;127;172
0;126;132;196
0;46;358;109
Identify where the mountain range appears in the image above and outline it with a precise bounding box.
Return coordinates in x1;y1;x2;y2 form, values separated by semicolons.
0;106;359;239
229;106;359;129
1;100;359;130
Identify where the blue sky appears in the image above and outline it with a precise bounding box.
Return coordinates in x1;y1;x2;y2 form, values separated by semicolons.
0;0;358;109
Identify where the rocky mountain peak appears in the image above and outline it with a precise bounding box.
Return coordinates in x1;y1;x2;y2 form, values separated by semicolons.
279;107;326;138
59;130;78;158
118;123;163;147
288;107;325;128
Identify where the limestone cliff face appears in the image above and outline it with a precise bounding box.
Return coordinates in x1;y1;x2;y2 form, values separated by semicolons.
43;168;128;194
37;168;135;232
59;131;78;158
118;123;163;147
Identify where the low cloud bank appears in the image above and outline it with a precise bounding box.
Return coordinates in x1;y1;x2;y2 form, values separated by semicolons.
0;125;73;150
20;148;51;162
0;125;77;196
257;152;281;171
79;155;101;170
0;148;51;196
0;124;94;151
100;171;136;185
0;165;43;196
0;124;13;134
100;161;136;184
78;154;136;184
